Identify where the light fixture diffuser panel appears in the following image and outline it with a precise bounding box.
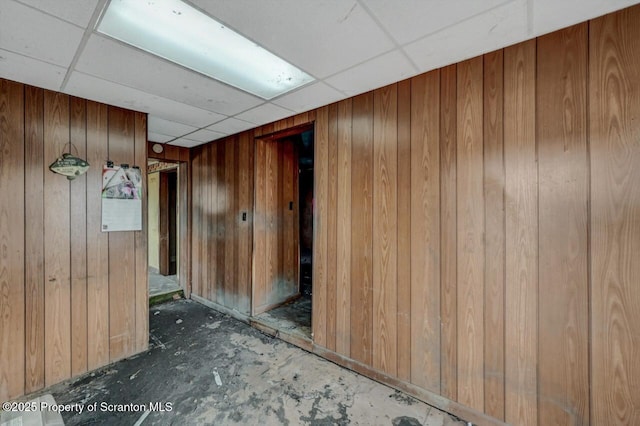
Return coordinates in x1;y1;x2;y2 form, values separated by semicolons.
97;0;314;99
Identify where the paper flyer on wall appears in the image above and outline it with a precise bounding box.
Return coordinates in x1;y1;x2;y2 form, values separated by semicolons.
101;164;142;232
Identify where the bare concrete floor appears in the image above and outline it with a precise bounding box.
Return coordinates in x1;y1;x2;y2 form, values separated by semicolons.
255;296;312;339
148;268;180;297
38;300;467;425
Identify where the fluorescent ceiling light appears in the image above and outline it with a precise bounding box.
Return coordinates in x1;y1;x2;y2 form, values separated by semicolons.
97;0;314;99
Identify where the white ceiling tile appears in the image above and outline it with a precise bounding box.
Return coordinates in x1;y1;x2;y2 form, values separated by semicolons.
63;71;227;127
15;0;100;27
75;35;264;115
182;128;228;143
532;0;640;36
0;48;66;91
272;82;345;113
325;50;417;97
148;132;175;143
404;0;528;72
168;137;217;148
0;0;84;67
191;0;395;79
147;116;198;138
235;103;295;125
207;118;255;135
364;0;507;45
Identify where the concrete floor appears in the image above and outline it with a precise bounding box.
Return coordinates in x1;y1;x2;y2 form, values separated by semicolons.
255;296;312;340
148;268;180;297
34;299;468;425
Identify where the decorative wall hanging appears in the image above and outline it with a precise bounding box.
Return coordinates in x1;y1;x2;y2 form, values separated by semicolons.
48;143;90;180
101;161;143;232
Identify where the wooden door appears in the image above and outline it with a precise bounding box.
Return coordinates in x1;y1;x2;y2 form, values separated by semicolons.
159;169;177;276
252;138;299;315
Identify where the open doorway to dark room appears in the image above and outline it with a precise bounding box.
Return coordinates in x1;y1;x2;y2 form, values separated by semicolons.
253;128;314;339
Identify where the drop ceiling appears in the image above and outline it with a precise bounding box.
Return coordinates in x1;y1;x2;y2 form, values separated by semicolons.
1;0;637;147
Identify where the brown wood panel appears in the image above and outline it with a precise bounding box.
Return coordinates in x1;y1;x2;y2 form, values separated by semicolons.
107;107;136;361
264;140;278;309
396;79;412;382
202;145;211;301
483;49;506;421
372;84;398;377
335;99;352;357
224;139;236;307
537;24;590;426
0;78;148;400
24;85;44;394
236;132;254;314
456;57;485;411
410;71;441;392
313;106;329;346
276;140;284;303
326;103;338;351
504;39;538;426
0;79;25;400
44;91;71;386
216;142;226;304
233;137;241;307
70;97;88;377
350;93;374;364
237;131;253;314
252;139;267;315
86;101;109;370
590;7;640;425
439;64;457;400
134;112;148;352
204;144;214;302
282;139;298;297
190;148;203;297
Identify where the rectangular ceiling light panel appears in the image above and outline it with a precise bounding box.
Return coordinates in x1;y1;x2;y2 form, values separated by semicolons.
97;0;314;99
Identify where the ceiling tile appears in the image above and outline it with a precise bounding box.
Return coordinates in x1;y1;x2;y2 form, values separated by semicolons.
148;117;198;138
75;35;264;115
364;0;507;45
63;71;227;127
182;128;228;143
191;0;395;79
272;82;345;113
532;0;640;36
15;0;100;27
235;103;295;125
404;0;527;72
207;118;255;135
168;137;218;148
148;132;175;143
0;48;66;91
0;0;84;67
325;50;417;97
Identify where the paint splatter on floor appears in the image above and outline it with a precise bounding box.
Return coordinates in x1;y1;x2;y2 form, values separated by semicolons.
27;300;467;425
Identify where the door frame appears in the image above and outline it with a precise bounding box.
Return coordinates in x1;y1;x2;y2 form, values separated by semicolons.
251;123;314;316
147;155;191;298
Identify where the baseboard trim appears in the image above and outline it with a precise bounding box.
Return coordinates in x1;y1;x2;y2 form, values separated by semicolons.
190;294;250;324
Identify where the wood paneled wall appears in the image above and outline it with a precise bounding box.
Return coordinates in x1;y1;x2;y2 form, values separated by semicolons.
0;80;147;401
192;7;640;425
252;138;300;315
191;133;254;314
311;8;639;425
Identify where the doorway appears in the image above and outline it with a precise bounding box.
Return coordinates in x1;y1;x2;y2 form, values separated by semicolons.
252;126;314;338
148;160;182;301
